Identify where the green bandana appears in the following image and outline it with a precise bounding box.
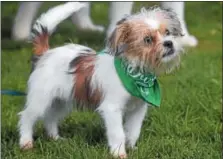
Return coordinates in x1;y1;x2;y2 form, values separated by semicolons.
97;50;161;107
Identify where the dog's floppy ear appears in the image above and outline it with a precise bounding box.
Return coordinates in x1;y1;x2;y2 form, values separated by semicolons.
107;16;130;56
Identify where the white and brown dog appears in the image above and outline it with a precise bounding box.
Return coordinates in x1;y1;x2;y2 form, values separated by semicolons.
18;2;184;158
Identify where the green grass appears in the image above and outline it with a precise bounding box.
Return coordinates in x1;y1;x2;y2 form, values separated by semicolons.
1;2;222;159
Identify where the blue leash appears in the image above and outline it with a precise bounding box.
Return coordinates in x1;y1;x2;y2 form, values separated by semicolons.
1;90;26;96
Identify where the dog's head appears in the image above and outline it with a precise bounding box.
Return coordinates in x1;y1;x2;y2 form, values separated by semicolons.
107;7;184;74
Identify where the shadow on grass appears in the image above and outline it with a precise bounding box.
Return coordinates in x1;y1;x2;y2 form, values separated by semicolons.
1;118;106;152
61;119;106;146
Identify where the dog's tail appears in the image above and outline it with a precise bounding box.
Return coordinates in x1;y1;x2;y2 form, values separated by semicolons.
31;2;86;56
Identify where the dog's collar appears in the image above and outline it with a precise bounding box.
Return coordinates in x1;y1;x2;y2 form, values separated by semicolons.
97;50;161;107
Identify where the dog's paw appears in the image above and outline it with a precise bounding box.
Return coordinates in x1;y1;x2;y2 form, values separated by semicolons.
180;35;198;48
92;25;105;32
119;153;127;159
125;139;138;150
80;24;105;32
126;145;138;150
111;150;127;159
73;20;105;33
20;140;33;150
48;135;64;141
112;153;127;159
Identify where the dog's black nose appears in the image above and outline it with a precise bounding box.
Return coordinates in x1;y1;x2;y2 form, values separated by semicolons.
163;40;173;48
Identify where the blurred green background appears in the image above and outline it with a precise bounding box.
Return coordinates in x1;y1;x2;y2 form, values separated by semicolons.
1;2;222;159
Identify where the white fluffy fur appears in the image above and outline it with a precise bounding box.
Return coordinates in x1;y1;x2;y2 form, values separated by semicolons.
18;3;183;158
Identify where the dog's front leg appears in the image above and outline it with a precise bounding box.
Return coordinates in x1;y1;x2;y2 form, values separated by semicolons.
124;104;147;149
97;102;127;158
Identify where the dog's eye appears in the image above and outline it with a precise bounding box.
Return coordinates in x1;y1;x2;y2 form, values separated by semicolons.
165;29;170;36
144;36;153;44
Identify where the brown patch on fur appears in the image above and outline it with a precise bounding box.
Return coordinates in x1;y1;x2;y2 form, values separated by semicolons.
108;22;130;54
33;32;49;56
159;23;167;35
21;141;33;150
112;20;164;69
70;54;102;109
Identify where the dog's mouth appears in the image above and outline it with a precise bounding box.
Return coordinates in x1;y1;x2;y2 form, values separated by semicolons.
162;49;175;58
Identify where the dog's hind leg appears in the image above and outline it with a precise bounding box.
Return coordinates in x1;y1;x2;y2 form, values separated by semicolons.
43;99;72;140
106;2;133;38
18;86;56;150
18;109;37;150
18;101;47;150
71;2;104;32
12;2;43;41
